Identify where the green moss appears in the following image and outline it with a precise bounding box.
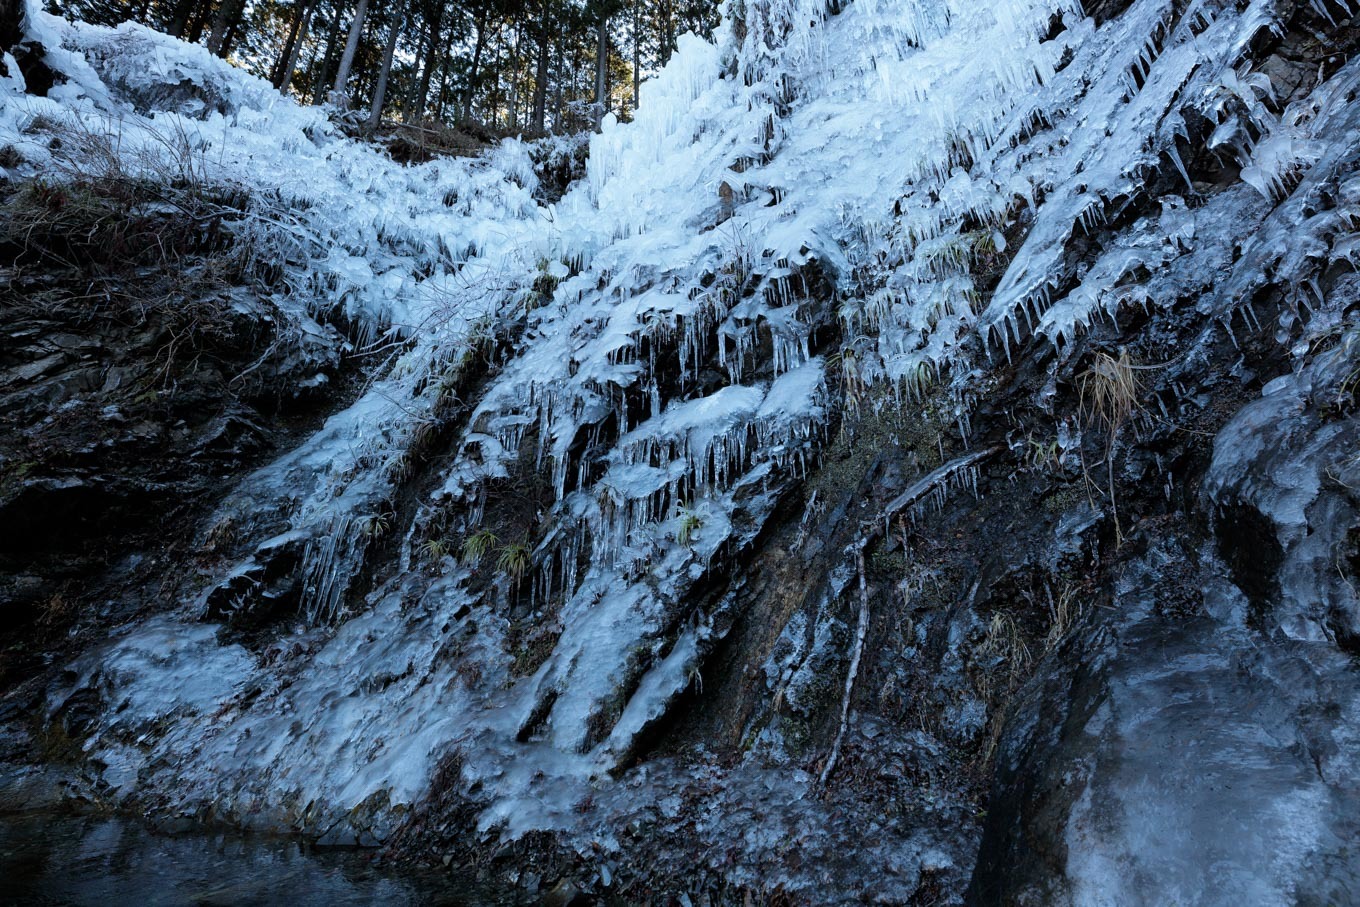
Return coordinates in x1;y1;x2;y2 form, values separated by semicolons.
777;713;815;754
0;460;39;499
809;383;953;504
1041;484;1087;514
523;259;564;311
870;545;907;576
29;714;87;765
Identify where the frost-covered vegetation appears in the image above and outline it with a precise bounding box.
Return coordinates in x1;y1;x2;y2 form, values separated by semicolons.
6;0;1360;901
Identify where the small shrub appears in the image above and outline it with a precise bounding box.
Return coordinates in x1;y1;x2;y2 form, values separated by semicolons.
1043;585;1084;653
827;347;866;410
1077;348;1147;545
496;540;530;581
461;529;498;565
979;611;1030;667
36;593;73;629
1078;348;1142;442
1024;434;1061;473
361;512;392;538
420;538;451;562
676;506;703;547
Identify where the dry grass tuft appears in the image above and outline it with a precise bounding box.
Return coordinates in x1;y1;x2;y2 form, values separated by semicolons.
1078;348;1142;442
1077;347;1147;545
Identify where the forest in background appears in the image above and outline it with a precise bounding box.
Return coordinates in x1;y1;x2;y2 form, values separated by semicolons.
46;0;720;135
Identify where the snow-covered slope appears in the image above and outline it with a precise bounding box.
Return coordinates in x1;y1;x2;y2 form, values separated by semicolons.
8;0;1360;900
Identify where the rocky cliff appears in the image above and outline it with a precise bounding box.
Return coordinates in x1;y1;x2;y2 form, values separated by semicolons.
3;0;1360;903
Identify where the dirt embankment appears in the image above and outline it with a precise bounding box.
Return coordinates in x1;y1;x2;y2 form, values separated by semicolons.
0;164;364;692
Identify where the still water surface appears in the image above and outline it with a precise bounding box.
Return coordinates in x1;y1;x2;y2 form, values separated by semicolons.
0;810;509;906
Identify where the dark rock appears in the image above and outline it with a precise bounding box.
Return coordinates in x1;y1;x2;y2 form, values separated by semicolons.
0;0;22;52
542;879;589;907
0;171;357;687
4;352;65;384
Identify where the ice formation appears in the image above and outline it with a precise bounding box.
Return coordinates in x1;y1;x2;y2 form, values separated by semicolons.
6;0;1360;895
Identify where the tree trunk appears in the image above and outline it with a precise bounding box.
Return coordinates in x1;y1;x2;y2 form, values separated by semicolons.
530;0;552;133
312;2;345;104
367;5;402;131
507;17;524;130
553;30;564;125
331;0;371;103
221;13;245;57
568;41;581;128
207;0;247;56
661;0;675;65
462;12;488;122
411;2;444;122
632;0;640;111
186;0;212;43
168;0;198;38
277;0;318;92
433;12;460;120
594;16;608;128
272;0;309;85
404;16;427;110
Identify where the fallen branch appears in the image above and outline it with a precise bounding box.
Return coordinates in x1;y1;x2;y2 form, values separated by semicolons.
820;546;871;787
860;446;1002;546
818;446;1001;786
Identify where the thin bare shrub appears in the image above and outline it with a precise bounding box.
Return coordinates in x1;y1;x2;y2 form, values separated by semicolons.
1077;348;1145;545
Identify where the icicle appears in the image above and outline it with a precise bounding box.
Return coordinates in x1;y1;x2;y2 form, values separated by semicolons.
1166;144;1195;193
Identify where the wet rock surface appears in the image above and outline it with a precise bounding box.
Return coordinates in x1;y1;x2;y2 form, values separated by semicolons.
0;176;357;691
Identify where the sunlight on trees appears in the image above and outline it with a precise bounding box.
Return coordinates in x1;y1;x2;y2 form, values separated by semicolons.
48;0;719;134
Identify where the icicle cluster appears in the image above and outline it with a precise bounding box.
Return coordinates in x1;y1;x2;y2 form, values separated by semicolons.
20;0;1360;859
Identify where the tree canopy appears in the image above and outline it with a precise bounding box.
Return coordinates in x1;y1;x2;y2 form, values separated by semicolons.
48;0;721;133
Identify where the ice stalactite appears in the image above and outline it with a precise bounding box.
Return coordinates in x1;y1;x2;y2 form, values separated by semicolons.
19;0;1360;884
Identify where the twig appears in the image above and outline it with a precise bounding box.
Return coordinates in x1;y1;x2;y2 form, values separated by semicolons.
864;446;1001;539
820;547;871;787
816;447;1001;786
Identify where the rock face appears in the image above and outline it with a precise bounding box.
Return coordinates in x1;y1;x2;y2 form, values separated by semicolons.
973;347;1360;904
0;177;353;690
4;0;1360;905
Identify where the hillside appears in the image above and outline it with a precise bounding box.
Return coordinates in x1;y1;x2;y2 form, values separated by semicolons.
3;0;1360;903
